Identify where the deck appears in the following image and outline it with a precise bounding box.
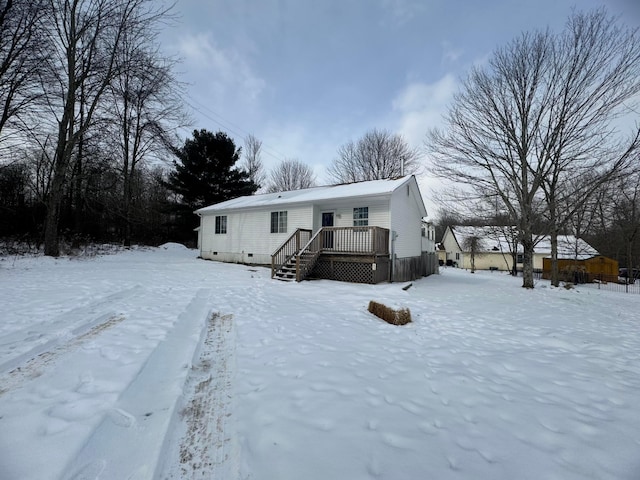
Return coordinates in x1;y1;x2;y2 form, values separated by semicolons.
271;227;390;283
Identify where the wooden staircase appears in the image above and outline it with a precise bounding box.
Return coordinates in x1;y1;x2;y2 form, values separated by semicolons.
273;257;297;281
271;226;390;283
272;229;323;282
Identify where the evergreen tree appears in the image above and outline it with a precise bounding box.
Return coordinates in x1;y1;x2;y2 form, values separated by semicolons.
168;129;258;210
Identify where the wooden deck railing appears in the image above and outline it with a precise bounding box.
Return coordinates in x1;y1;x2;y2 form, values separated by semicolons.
319;226;389;254
271;228;312;278
272;226;390;281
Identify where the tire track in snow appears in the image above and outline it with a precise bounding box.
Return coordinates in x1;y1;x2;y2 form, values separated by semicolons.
0;314;126;396
0;285;142;366
157;311;237;480
61;288;219;480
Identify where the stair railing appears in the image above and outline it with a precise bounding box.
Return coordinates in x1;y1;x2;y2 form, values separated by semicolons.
271;228;312;278
295;228;324;281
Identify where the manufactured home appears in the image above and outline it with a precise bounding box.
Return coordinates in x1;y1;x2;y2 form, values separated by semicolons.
195;176;437;283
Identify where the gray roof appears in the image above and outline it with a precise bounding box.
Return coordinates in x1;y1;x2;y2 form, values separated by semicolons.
450;225;599;259
196;176;423;214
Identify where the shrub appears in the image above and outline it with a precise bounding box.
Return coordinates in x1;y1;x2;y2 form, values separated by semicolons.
367;300;412;326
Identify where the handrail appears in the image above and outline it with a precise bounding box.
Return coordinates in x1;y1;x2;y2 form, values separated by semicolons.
271;228;312;278
315;226;389;254
295;229;324;281
271;226;391;281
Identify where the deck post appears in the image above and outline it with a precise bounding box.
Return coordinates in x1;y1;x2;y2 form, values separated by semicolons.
372;227;377;253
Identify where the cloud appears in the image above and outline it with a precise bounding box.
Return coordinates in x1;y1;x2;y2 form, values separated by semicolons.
256;121;341;184
441;41;463;64
391;74;458;148
390;74;460;216
178;33;266;105
379;0;426;25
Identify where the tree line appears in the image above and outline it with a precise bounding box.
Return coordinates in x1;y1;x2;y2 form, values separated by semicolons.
0;0;187;253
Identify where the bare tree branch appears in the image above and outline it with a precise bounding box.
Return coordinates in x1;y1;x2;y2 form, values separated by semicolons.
266;158;316;193
328;128;420;183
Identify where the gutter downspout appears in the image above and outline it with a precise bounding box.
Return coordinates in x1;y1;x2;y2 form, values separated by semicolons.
390;230;398;282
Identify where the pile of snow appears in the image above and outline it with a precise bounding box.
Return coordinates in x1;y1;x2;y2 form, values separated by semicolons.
157;242;189;251
0;251;639;479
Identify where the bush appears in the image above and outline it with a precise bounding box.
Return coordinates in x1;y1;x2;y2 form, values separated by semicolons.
367;301;412;325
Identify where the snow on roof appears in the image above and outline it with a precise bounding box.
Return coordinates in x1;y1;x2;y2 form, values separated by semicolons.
195;176;413;214
451;225;599;259
534;236;599;260
451;225;516;253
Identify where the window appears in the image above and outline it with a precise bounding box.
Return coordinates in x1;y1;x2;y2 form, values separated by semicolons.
455;252;460;260
271;211;287;233
517;254;524;264
215;215;227;234
353;207;369;227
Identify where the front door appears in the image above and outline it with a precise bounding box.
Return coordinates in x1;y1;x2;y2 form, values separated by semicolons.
322;212;334;249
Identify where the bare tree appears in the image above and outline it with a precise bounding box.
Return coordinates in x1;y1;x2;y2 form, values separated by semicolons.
609;170;640;276
240;134;266;190
537;11;640;286
0;0;44;153
266;159;316;193
327;128;420;184
427;8;640;288
106;16;186;247
40;0;172;256
461;235;483;273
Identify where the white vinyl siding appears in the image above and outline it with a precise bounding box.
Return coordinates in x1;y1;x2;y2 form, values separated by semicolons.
312;201;389;231
199;205;312;264
389;181;424;258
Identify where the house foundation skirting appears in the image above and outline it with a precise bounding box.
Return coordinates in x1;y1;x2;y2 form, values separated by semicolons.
310;254;390;284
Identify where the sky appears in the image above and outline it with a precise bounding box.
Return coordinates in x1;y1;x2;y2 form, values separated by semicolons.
160;0;640;217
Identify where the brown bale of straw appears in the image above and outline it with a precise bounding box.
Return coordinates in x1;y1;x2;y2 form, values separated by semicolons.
367;300;412;325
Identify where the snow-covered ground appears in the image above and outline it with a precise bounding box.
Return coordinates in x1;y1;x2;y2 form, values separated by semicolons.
1;245;639;480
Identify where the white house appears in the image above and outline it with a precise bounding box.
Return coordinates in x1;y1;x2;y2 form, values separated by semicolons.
442;225;599;271
195;175;437;283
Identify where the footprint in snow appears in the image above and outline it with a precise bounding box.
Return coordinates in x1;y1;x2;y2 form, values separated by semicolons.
108;408;136;428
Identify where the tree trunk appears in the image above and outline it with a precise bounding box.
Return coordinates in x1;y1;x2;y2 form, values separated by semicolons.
521;230;535;288
43;175;64;256
43;121;73;257
550;229;559;287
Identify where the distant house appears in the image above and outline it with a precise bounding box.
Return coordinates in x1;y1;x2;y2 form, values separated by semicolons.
441;225;601;272
195;175;438;283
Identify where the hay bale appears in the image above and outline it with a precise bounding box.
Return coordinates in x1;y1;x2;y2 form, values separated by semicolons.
367;300;412;326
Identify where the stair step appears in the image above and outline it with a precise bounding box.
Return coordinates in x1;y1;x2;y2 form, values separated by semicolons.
275;276;294;282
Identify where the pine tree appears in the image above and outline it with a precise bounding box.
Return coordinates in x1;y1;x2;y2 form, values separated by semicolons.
168;129;258;210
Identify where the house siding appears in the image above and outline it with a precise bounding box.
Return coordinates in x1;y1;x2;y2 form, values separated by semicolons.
311;200;390;231
441;227;461;266
461;251;513;271
390;183;424;259
199;205;313;264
